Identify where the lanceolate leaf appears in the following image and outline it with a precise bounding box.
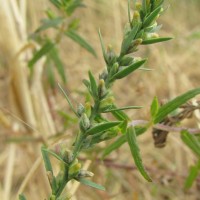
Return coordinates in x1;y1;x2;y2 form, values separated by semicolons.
58;83;79;117
181;130;200;158
42;147;67;164
142;37;173;45
88;71;98;98
112;59;146;80
49;0;62;8
65;30;96;57
150;96;159;118
154;88;200;124
126;126;152;181
98;29;107;62
184;160;200;189
35;17;64;33
49;46;66;83
28;41;54;70
111;107;130;121
86;121;121;135
103;105;143;113
41;146;53;173
143;6;162;28
78;178;105;191
120;23;141;56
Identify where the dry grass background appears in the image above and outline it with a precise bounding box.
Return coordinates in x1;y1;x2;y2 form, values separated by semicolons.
0;0;200;199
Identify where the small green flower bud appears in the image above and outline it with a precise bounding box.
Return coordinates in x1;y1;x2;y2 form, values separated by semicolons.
79;113;90;132
100;96;115;110
85;102;91;117
120;56;134;66
105;45;117;66
77;170;94;178
63;150;73;163
50;195;56;200
98;79;107;98
77;103;85;117
127;38;143;53
135;2;142;11
134;57;142;62
131;11;141;27
69;162;81;176
82;135;93;149
100;130;118;140
151;33;159;38
112;62;119;74
99;69;108;81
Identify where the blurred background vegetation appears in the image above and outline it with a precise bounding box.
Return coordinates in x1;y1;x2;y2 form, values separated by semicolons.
0;0;200;199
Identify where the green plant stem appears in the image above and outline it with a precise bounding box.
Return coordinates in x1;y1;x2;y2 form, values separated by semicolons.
90;100;100;121
56;167;69;198
73;132;84;160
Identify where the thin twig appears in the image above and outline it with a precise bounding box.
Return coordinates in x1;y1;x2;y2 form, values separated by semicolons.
129;120;200;134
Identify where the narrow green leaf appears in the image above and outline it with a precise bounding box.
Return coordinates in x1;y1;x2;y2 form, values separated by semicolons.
77;178;106;191
120;23;141;56
41;146;53;173
155;0;164;8
86;121;121;135
88;71;98;98
98;29;107;62
58;83;79;117
143;6;161;28
142;37;173;45
103;105;142;113
41;148;58;194
49;0;62;8
46;59;56;88
65;1;84;15
150;96;159;118
19;194;27;200
126;126;152;181
154;88;200;124
119;120;128;134
49;47;66;83
142;0;147;14
184;160;200;189
181;130;200;158
112;59;146;80
128;0;132;25
65;30;96;57
36;17;63;33
28;41;54;70
110;105;129;120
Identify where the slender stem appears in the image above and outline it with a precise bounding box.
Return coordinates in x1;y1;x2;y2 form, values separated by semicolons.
55;167;69;198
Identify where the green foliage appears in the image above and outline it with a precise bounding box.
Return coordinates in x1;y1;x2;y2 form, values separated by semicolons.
29;0;96;87
142;37;173;45
126;126;152;181
111;59;146;80
150;96;159;118
77;178;105;191
154;88;200;124
181;130;200;158
38;0;200;198
65;30;97;57
19;194;27;200
184;160;200;189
